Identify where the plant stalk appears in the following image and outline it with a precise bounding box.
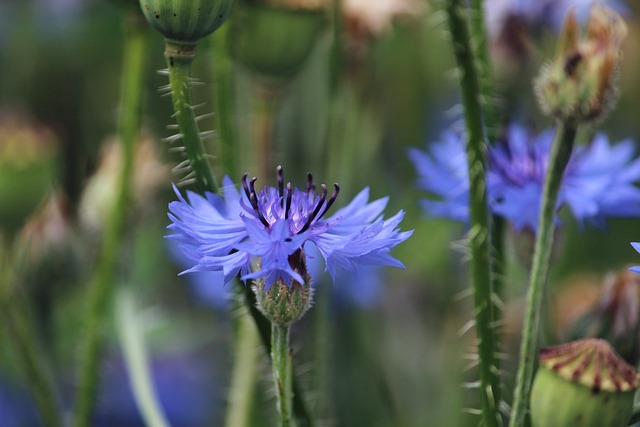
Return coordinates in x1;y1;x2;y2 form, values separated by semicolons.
73;14;149;427
446;1;500;425
271;323;294;427
508;122;577;427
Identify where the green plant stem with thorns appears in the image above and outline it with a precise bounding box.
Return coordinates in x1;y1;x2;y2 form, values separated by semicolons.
272;323;294;427
165;39;218;194
164;36;312;427
508;122;576;427
446;1;501;426
73;14;149;427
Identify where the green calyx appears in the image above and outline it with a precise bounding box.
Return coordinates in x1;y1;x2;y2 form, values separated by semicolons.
139;0;234;43
530;339;640;427
254;280;313;326
228;1;326;81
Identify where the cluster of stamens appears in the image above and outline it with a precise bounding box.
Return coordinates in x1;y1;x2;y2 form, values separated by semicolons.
241;166;340;234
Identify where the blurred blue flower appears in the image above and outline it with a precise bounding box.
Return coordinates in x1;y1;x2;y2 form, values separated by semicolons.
631;242;640;275
485;0;627;38
411;124;640;231
168;169;412;290
407;131;470;222
0;377;42;427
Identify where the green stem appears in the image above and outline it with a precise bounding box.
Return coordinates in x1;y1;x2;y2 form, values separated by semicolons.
73;14;149;427
208;26;239;180
271;323;293;427
225;283;260;427
115;288;172;427
253;84;281;180
508;122;577;427
165;39;218;193
243;285;313;427
446;1;500;426
469;0;500;141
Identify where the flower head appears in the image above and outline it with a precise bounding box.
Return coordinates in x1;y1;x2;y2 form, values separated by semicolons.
168;167;412;290
631;242;640;275
411;124;640;231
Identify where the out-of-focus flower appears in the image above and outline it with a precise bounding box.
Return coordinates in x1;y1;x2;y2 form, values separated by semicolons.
342;0;424;38
168;167;412;290
79;135;168;232
407;131;469;223
535;4;627;123
410;124;640;231
0;111;59;238
563;269;640;365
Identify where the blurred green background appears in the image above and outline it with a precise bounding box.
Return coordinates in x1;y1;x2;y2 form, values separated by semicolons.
2;0;640;426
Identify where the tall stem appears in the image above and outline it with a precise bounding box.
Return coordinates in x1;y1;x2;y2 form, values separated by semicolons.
271;323;293;427
508;122;577;427
446;1;500;425
165;39;218;193
73;14;149;427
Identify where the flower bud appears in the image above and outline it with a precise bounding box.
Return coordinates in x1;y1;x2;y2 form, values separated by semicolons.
534;5;626;123
253;250;313;326
139;0;233;43
0;113;58;238
530;338;639;427
565;269;640;365
228;1;326;81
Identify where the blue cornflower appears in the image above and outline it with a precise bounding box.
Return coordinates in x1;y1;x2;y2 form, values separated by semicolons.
410;124;640;231
168;167;412;289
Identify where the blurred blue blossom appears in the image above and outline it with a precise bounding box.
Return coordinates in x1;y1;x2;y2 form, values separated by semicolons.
485;0;627;38
410;124;640;231
631;242;640;275
168;169;412;290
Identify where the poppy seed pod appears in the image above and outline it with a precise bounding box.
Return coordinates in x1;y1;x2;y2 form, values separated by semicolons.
530;339;639;427
139;0;234;43
228;2;326;81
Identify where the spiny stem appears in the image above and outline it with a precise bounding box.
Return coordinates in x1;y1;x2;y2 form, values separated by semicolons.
271;323;293;427
445;1;500;426
165;39;218;193
73;13;149;427
508;122;577;427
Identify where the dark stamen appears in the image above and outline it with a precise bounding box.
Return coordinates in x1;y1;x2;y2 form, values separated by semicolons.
298;184;327;234
285;182;293;220
319;183;340;219
277;165;284;203
250;192;270;227
241;173;251;200
306;173;314;193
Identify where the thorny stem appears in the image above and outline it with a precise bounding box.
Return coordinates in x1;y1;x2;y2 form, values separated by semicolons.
73;13;149;427
508;122;577;427
165;39;218;193
446;1;501;426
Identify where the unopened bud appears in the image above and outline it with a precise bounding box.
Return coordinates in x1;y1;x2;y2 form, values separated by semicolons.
534;5;626;123
530;338;639;427
228;1;326;81
253;251;313;326
139;0;233;44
